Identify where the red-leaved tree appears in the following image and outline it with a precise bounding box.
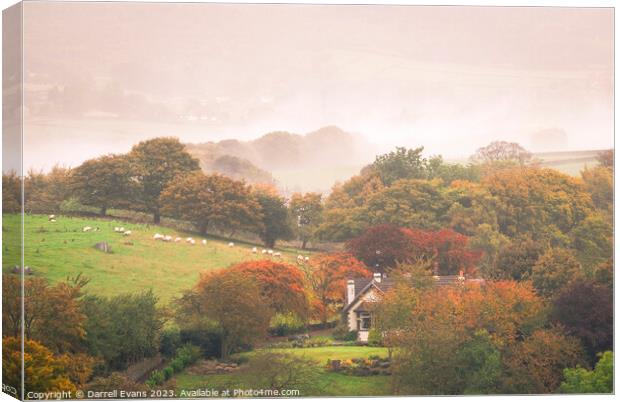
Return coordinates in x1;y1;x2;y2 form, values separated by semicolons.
403;228;481;276
228;260;310;319
345;224;417;273
304;253;371;324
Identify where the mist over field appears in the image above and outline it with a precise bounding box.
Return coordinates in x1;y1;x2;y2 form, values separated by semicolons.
12;3;612;176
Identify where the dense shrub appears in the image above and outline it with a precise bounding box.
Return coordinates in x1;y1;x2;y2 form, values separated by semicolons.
333;323;358;342
159;328;182;358
269;313;306;336
179;327;222;359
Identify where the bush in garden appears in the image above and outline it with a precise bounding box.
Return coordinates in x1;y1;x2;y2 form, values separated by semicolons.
367;329;383;346
147;370;165;386
333;323;358;341
162;367;174;380
160;327;182;358
269;313;306;336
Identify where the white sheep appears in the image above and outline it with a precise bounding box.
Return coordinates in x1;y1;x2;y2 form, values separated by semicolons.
267;249;273;255
186;237;193;243
153;233;164;240
189;239;196;245
175;237;182;242
304;256;310;263
273;252;282;258
50;219;57;223
119;227;125;232
123;230;132;236
164;235;173;242
262;249;267;254
297;255;304;264
228;242;235;247
252;247;258;253
48;214;56;220
202;239;207;246
83;226;92;232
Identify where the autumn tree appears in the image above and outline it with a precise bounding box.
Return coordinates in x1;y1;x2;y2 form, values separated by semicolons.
371;146;434;185
372;283;422;359
346;224;416;272
551;281;613;364
502;328;585;394
2;171;21;213
253;188;294;248
595;149;613;169
2;274;88;354
530;248;583;298
390;282;557;395
570;213;612;269
403;228;481;276
494;237;545;280
581;166;613;216
71;154;135;216
483;167;593;240
24;166;72;214
228;260;310;319
470;141;533;166
469;224;510;279
289;192;323;249
128;137;200;223
176;269;272;359
304;253;370;324
3;337;77;394
160;172;261;235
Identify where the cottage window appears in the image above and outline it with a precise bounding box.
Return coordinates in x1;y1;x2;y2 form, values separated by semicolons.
357;312;372;331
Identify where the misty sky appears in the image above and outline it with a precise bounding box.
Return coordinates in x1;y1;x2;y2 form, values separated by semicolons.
17;3;614;171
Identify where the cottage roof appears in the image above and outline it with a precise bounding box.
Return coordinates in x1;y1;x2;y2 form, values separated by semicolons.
343;274;484;313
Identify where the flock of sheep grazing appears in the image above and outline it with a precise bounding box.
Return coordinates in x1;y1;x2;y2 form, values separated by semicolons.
50;214;310;264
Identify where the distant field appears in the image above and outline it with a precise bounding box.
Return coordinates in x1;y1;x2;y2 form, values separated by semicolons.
2;214;312;303
446;149;602;177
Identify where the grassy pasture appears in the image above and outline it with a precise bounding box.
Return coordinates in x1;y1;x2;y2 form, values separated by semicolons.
2;214;312;303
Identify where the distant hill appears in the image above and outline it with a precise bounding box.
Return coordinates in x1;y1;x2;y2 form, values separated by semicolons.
186;126;375;193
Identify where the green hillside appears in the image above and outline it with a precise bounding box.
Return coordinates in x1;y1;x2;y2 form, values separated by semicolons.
2;214;312;303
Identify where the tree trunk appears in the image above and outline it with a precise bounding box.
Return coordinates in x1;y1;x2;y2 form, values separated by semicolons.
221;338;229;360
153;210;160;224
301;239;308;250
199;222;208;236
100;206;107;216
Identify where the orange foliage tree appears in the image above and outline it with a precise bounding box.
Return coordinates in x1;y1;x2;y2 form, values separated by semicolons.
304;253;371;324
3;337;78;394
389;281;581;394
228;260;310;319
176;269;272;359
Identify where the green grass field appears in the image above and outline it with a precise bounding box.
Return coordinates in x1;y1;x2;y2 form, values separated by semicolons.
240;346;388;363
2;214;312;303
174;346;392;397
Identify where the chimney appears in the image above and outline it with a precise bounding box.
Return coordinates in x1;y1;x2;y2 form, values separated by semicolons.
347;280;355;305
373;272;382;283
433;260;440;278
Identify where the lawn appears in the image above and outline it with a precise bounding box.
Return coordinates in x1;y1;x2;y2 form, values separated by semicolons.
173;346;392;397
240;346;389;364
2;214;312;303
174;371;392;397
